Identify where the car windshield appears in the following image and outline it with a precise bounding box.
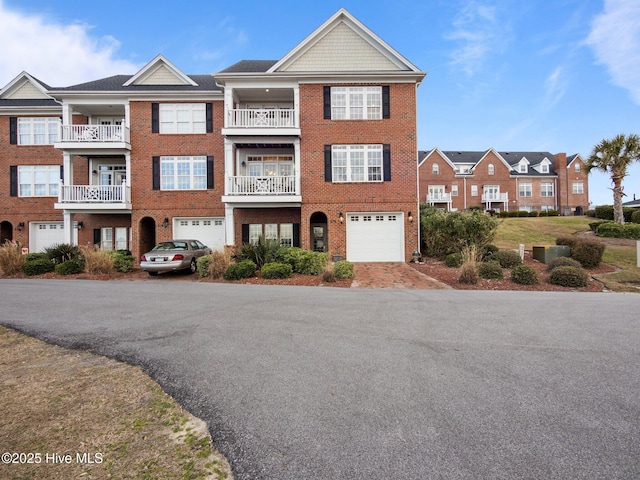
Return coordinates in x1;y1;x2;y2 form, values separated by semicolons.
151;242;188;251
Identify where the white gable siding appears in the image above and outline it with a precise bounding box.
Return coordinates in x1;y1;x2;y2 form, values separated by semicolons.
281;23;401;72
7;81;50;99
138;65;189;85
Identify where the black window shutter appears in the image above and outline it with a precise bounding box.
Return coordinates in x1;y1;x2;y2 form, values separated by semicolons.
383;144;391;181
152;157;160;190
9;117;17;144
151;103;159;133
382;86;390;119
323;86;331;119
93;229;101;246
10;166;18;197
207;156;214;189
324;145;332;182
59;165;64;182
293;224;300;248
241;224;249;245
206;103;213;133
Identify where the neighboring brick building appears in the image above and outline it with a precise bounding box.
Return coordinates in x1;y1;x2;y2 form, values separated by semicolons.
0;9;426;262
418;148;590;214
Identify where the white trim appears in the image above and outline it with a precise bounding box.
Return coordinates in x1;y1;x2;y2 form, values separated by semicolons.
123;55;197;87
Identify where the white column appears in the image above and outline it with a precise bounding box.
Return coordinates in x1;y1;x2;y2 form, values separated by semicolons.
63;210;75;245
293;85;300;128
63;152;73;186
224;87;234;128
294;138;301;195
224;138;234;195
225;204;235;246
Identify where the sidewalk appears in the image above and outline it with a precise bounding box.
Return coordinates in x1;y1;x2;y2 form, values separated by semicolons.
351;263;452;289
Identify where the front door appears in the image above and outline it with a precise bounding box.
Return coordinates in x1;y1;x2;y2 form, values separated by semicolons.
429;185;445;201
484;185;499;200
311;224;327;252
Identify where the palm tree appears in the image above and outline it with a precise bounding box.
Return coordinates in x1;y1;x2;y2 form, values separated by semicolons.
585;133;640;225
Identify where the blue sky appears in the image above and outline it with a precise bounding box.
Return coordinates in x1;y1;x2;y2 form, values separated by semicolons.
1;0;639;206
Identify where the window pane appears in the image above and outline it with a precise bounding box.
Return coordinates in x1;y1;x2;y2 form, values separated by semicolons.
280;224;293;246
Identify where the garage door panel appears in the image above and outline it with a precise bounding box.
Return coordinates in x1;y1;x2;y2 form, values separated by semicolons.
30;222;78;253
174;217;225;251
346;213;404;262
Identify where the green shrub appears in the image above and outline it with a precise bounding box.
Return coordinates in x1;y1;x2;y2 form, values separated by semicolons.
44;243;82;264
528;211;539;217
546;257;582;271
596;222;640;239
517;210;530;217
110;250;134;273
555;236;578;250
492;250;522;268
478;261;503;279
223;259;257;280
538;211;549;217
276;247;327;275
594;205;635;222
586;209;597;217
23;252;48;262
571;241;605;269
197;255;211;277
547;210;559;217
549;266;589;288
511;264;539;285
498;211;509;218
445;252;463;268
22;258;55;276
237;236;281;268
589;220;611;232
632;210;640;224
261;262;292;279
333;260;355;279
458;263;478;284
481;244;500;261
55;258;84;275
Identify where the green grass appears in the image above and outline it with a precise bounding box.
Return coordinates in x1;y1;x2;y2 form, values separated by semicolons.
493;216;593;250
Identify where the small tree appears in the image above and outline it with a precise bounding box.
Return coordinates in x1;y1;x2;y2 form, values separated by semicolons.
585;134;640;225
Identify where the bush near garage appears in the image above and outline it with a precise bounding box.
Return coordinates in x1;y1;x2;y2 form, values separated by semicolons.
223;260;257;281
196;255;211;278
44;243;82;265
261;262;293;279
492;250;522;268
549;266;589;288
478;261;503;279
571;241;605;269
22;258;55;276
55;258;84;276
276;247;328;275
511;264;539;285
333;260;355;280
546;257;582;271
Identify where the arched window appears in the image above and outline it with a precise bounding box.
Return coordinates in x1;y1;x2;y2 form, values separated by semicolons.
574;162;581;172
432;163;439;175
488;163;494;175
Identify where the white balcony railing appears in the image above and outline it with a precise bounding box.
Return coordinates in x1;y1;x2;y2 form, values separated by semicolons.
427;193;452;203
60;125;130;143
227;109;296;128
482;192;509;202
58;183;130;204
227;175;297;195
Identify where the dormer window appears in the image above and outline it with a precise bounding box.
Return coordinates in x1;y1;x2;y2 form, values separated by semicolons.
518;163;527;173
540;164;549;173
488;163;494;175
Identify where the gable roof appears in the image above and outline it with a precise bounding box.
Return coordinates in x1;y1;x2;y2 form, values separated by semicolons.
418;148;458;171
566;153;584;167
0;72;59;111
123;55;197;87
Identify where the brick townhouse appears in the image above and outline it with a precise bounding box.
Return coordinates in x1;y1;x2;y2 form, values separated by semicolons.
0;8;426;262
418;148;590;215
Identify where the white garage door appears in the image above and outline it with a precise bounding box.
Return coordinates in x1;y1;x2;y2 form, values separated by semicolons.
174;217;225;251
346;213;404;262
29;222;77;253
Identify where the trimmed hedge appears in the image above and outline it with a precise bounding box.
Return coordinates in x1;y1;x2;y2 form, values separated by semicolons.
511;264;539;285
333;260;355;279
55;258;84;275
22;258;55;276
197;255;211;277
632;210;640;224
596;222;640;239
261;262;292;279
549;266;589;287
571;241;605;269
478;261;503;279
223;260;257;280
110;250;134;273
492;250;522;268
546;257;582;271
594;205;636;222
555;236;578;250
276;247;328;275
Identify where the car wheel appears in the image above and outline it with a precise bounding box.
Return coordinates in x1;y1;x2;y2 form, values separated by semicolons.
148;271;158;276
189;258;197;274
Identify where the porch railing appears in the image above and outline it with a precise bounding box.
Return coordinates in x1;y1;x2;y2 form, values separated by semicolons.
58;183;130;203
426;193;452;203
227;175;297;195
60;125;130;143
482;192;509;202
227;109;296;128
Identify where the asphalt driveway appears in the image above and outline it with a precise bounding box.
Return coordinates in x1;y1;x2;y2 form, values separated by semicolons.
1;279;638;479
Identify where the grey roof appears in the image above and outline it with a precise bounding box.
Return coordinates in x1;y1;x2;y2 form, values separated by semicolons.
0;98;59;107
52;74;220;92
218;60;279;73
420;149;558;176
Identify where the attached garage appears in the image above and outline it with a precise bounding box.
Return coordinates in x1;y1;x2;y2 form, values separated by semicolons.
346;212;404;262
29;222;77;253
173;217;225;251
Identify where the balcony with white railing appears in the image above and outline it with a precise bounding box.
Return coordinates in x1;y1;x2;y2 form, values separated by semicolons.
55;125;131;150
482;192;509;203
426;193;452;203
223;108;299;135
55;182;131;211
223;175;301;205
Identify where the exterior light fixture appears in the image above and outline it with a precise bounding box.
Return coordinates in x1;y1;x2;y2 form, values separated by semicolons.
339;212;344;224
77;221;84;230
408;212;413;223
162;217;169;229
17;222;25;231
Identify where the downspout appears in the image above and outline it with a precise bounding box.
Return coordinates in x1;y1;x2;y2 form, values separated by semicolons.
463;176;467;210
415;83;421;258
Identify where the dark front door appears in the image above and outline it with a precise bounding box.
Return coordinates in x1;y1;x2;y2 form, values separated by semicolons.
311;224;327;252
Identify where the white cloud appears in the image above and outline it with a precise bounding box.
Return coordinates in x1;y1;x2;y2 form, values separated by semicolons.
445;1;508;76
0;2;140;87
544;66;567;108
586;0;640;105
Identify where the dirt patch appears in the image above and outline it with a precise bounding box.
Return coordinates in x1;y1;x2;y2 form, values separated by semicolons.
0;326;233;480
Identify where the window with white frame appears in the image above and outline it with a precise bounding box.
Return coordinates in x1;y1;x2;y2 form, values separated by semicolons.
518;162;528;173
280;224;293;247
159;104;206;134
451;184;458;196
18;118;60;145
332;145;383;182
488;163;494;175
519;182;532;197
574;162;581;172
18;165;59;197
245;155;294;176
540;163;549;173
249;224;262;245
100;227;130;251
471;185;478;196
160;156;207;190
572;182;584;194
432;163;439;175
265;224;278;241
541;182;554;197
331;86;382;120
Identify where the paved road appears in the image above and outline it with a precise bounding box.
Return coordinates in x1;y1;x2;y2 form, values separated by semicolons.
1;279;639;479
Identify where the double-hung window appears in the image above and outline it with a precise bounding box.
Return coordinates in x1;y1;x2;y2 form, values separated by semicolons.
519;182;532;197
572;182;584;194
332;145;383;182
18;118;60;145
331;87;382;120
159;104;206;133
18;165;59;197
541;182;554;197
160;156;207;190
